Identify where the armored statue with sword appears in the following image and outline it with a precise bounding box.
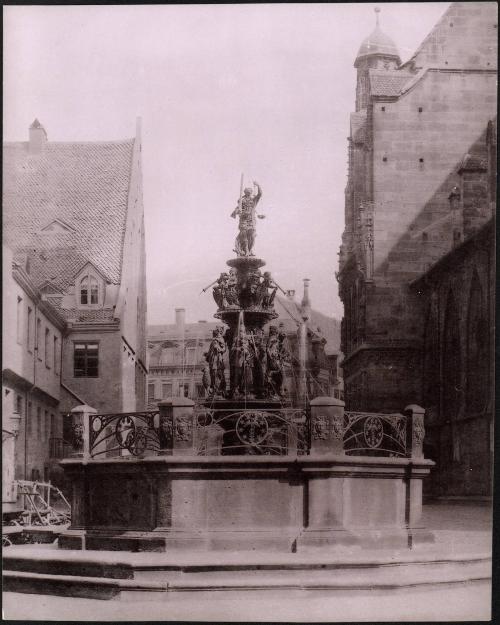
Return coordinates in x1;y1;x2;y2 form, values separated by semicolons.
231;178;265;257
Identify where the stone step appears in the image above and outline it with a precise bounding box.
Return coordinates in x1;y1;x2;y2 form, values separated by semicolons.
3;555;133;579
2;570;167;600
3;550;491;600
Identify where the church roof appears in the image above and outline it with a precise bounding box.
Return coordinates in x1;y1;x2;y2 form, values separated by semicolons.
355;24;401;66
3;136;135;292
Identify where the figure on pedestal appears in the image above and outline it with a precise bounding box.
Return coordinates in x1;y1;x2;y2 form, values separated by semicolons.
230;327;254;397
231;181;264;257
225;269;240;307
260;272;278;309
205;327;226;396
250;328;267;398
265;325;285;398
212;272;229;309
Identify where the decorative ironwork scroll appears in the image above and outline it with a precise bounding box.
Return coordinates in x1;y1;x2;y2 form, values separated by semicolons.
89;411;160;458
194;408;309;456
344;411;407;457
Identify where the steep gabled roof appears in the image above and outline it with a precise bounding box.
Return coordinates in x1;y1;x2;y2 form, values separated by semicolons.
3;138;135;292
404;2;497;70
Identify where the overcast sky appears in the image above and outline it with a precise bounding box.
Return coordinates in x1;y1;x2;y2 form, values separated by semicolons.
4;2;450;324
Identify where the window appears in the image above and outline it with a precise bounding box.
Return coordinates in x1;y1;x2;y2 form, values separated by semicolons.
147;383;155;401
162;383;172;399
36;319;42;359
45;328;50;367
53;336;59;374
27;307;33;352
50;413;56;437
179;383;190;398
74;342;99;377
17;296;23;344
80;274;99;305
186;347;196;365
45;410;50;441
15;395;23;415
196;384;205;398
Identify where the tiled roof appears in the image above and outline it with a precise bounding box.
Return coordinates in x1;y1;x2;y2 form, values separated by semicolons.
3;139;135;292
369;69;413;97
350;111;367;143
45;296;117;323
458;152;488;172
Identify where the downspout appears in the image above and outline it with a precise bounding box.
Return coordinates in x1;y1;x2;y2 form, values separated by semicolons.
25;302;38;480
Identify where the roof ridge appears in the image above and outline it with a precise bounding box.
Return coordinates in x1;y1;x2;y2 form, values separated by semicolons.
3;138;135;146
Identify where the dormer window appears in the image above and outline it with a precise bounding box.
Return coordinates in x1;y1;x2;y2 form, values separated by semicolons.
74;262;105;309
80;275;99;305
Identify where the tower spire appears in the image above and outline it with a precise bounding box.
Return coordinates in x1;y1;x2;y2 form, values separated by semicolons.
375;6;381;27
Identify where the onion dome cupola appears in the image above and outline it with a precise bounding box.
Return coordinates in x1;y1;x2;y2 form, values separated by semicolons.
354;7;401;111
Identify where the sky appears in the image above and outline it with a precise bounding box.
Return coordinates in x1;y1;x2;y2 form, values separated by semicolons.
3;2;450;324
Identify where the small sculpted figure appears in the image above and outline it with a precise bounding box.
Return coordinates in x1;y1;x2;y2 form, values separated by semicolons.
231;181;264;257
250;328;267;398
206;327;226;396
201;360;211;396
260;272;278;309
212;272;229;309
230;327;253;397
265;325;284;397
225;269;240;307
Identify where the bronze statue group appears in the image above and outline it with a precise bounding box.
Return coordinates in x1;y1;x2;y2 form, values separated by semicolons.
203;323;289;400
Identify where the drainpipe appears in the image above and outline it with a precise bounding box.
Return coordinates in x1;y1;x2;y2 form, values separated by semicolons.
24;302;38;480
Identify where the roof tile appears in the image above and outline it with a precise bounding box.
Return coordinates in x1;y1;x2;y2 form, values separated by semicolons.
3;139;135;292
369;69;413;97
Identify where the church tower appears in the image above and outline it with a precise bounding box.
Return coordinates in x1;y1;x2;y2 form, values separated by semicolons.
354;7;401;111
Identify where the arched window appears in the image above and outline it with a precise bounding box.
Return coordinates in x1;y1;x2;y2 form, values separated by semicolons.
79;274;100;306
442;290;461;421
466;275;489;413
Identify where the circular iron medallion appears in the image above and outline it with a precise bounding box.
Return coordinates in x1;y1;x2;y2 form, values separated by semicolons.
236;412;269;446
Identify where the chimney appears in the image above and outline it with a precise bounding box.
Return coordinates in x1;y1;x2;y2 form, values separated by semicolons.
29;119;47;154
175;308;186;334
301;279;311;322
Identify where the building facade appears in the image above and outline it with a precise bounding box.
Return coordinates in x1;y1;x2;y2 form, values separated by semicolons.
337;2;496;496
2;246;66;511
147;287;341;406
2;119;148;499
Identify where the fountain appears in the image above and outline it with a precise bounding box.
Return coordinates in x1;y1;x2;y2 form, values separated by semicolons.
58;179;434;554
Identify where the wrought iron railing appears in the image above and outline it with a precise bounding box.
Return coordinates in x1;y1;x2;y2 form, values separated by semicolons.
89;411;160;457
74;407;420;459
343;411;407;457
194;408;309;456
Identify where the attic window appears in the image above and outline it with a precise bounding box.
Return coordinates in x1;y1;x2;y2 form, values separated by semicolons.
80;274;99;306
381;106;385;112
419;158;424;163
382;156;387;162
418;107;423;113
